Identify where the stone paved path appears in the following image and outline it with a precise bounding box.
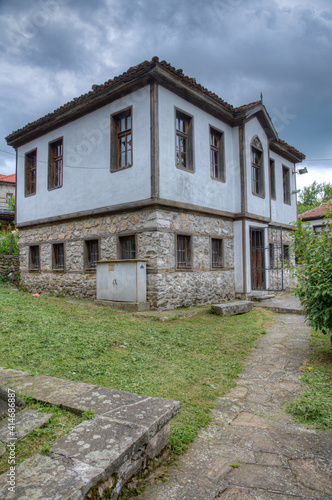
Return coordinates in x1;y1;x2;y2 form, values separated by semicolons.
137;314;332;499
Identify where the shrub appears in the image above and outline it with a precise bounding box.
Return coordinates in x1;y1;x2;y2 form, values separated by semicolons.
0;225;20;255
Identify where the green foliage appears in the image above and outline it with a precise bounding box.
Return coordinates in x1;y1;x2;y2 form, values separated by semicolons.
0;225;20;255
291;214;332;337
7;195;15;212
297;181;332;214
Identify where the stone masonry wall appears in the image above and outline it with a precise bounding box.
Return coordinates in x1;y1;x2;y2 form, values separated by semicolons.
268;226;295;291
0;254;19;277
19;208;235;309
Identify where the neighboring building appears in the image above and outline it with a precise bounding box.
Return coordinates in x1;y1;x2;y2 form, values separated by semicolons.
0;174;15;231
5;58;305;309
299;203;332;233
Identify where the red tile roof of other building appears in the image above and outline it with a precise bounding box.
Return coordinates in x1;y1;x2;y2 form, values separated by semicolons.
299;202;332;220
0;174;16;184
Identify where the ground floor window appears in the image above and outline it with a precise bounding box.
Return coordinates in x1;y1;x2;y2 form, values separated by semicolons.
52;243;65;270
211;238;223;268
176;235;191;269
29;246;40;271
119;235;136;259
84;239;99;269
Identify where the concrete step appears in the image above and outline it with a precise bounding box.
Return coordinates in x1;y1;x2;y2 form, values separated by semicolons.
0;368;180;499
211;300;253;316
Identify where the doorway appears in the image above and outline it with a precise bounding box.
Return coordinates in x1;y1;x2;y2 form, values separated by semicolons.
250;228;265;290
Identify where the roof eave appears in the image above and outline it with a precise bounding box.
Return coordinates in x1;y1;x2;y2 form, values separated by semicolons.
270;140;305;163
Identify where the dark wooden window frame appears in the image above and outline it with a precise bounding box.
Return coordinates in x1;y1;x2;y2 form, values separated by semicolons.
176;234;192;269
29;245;40;271
111;107;133;172
175;108;194;173
52;242;65;271
210;126;225;182
269;158;276;200
48;137;63;190
211;237;224;268
84;238;100;271
25;148;37;197
251;137;265;198
282;165;291;205
117;233;137;260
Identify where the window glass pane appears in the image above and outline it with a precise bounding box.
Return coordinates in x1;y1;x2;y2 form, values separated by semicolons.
127;115;131;130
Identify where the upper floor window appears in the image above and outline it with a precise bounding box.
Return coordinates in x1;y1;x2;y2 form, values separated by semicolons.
84;239;99;270
175;110;194;171
283;166;291;205
111;108;132;171
210;128;225;182
251;137;264;197
176;234;192;269
25;149;37;197
119;235;136;259
52;243;65;270
269;159;276;200
6;193;13;203
48;138;63;190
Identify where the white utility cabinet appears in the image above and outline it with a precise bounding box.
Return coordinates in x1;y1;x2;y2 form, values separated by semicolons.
96;260;148;303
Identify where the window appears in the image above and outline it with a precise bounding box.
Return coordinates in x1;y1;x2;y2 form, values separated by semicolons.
210;128;225;181
176;235;191;269
282;244;290;263
251;137;264;197
269;159;276;200
283;166;291;205
6;193;13;202
111;108;132;171
269;243;275;268
52;243;65;270
119;235;136;259
29;246;40;270
48;138;63;190
84;239;99;269
25;149;37;196
175;110;193;171
212;238;223;268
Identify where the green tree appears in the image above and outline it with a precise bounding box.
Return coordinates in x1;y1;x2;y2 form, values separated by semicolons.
291;213;332;342
0;225;19;255
298;181;332;214
7;195;15;212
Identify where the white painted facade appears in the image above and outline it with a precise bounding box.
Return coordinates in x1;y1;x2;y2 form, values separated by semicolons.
8;59;305;303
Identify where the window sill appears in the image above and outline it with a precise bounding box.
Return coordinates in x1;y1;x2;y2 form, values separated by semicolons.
211;176;226;183
111;164;133;173
48;185;63;191
175;165;195;174
252;192;266;199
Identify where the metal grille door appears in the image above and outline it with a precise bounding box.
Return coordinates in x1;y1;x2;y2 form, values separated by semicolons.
250;229;265;290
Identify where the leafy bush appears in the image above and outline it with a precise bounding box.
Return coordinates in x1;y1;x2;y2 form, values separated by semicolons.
291;214;332;340
0;225;20;255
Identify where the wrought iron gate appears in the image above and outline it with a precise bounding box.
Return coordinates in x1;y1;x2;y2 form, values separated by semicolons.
250;226;284;292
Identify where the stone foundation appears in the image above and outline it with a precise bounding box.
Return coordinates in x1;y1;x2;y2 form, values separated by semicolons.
0;254;19;277
19;207;235;309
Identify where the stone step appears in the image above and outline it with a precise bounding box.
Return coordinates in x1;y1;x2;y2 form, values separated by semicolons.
247;292;276;301
0;409;53;443
0;368;181;499
211;300;253;316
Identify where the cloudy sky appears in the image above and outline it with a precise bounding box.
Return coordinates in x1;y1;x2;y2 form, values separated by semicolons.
0;0;331;190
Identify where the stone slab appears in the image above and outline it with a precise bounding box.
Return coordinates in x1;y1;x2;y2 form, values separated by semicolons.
51;415;149;472
0;409;53;443
230;412;270;429
103;396;181;436
211;300;253;316
0;368;34;386
289;457;332;495
0;453;104;500
0;400;7;418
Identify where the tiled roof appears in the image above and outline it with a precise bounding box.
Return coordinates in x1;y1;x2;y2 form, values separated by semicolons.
276;140;306;161
4;57;305;161
299;203;332;220
0;174;16;184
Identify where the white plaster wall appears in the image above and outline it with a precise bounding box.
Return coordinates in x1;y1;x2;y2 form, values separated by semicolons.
233;220;244;293
16;87;151;224
0;183;15;201
245;118;270;218
270;151;297;225
158;87;241;213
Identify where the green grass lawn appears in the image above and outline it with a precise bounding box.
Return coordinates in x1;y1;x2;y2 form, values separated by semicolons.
0;285;273;454
286;329;332;429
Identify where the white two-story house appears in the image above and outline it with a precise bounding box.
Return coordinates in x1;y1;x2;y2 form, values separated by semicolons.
6;57;305;309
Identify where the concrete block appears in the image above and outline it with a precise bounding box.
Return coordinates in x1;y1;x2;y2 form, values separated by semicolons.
211;301;253;316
